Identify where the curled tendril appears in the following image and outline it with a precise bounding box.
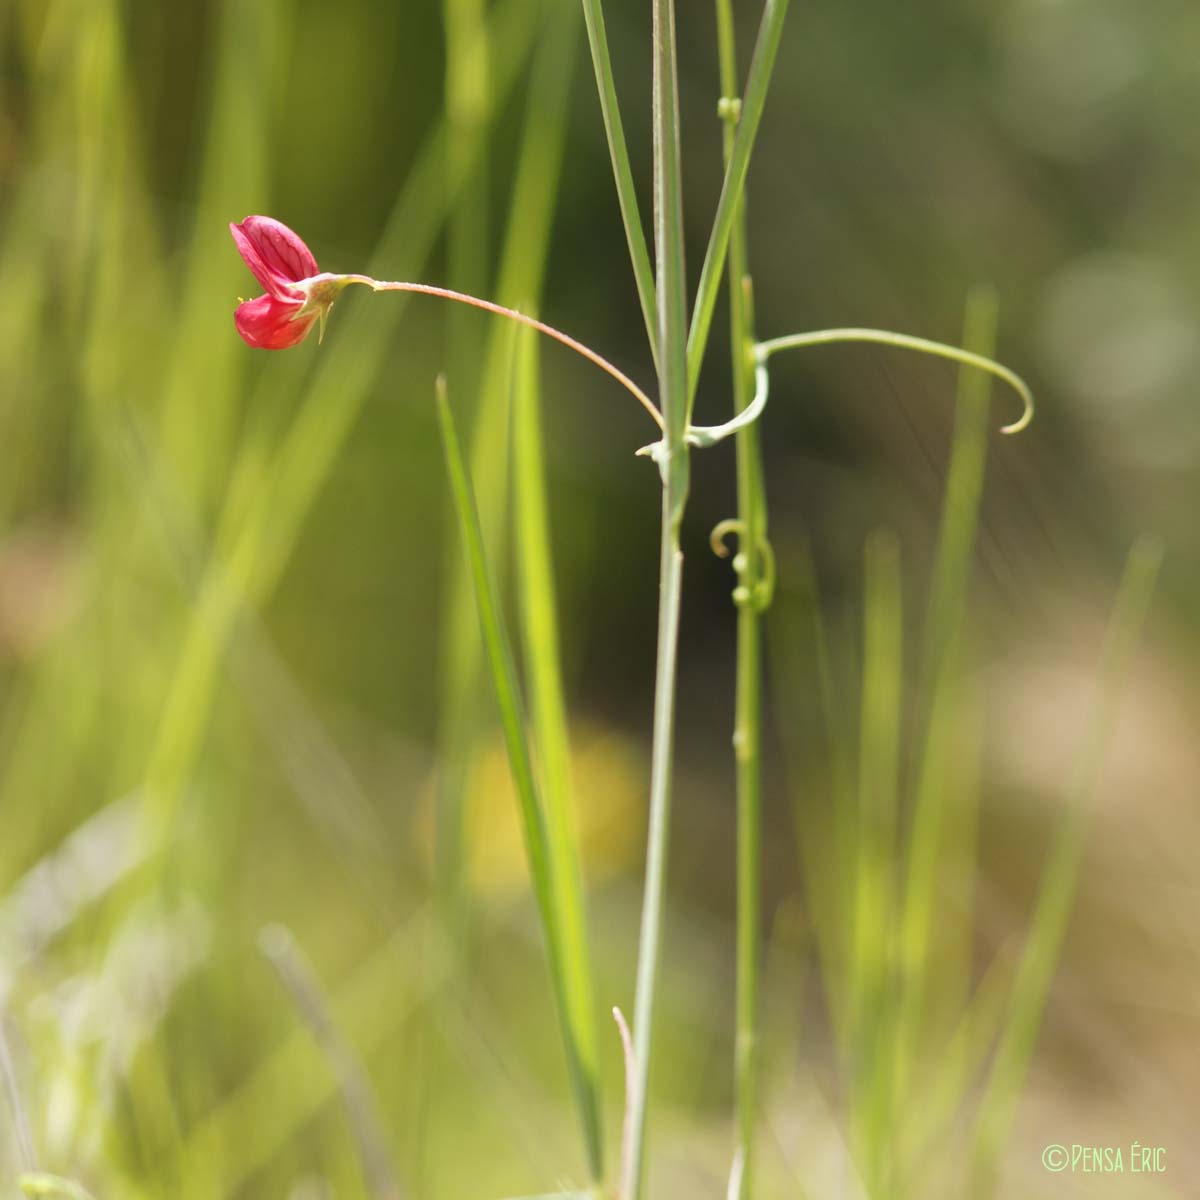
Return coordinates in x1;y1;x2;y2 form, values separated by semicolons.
640;324;1031;467
756;327;1034;435
710;517;744;558
687;353;770;448
710;518;775;612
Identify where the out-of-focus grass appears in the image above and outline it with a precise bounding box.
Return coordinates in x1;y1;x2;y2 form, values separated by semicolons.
436;0;581;951
512;332;602;1175
772;305;1161;1197
2;0;565;1191
0;0;1192;1197
438;374;601;1177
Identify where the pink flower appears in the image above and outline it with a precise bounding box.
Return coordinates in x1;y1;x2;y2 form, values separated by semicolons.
229;216;321;349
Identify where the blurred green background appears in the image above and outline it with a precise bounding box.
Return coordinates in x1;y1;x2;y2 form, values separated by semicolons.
1;0;1197;1196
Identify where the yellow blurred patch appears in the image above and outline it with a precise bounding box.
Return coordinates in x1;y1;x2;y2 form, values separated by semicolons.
419;722;645;898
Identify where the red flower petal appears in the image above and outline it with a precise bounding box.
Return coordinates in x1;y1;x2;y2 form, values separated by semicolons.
233;293;317;350
230;216;319;299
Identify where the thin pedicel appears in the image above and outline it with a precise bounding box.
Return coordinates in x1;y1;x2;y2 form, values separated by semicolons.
229;215;663;429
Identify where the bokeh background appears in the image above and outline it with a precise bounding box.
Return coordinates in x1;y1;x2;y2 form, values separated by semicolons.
1;0;1197;1196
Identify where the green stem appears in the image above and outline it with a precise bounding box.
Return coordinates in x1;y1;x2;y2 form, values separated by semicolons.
713;2;767;1195
622;0;690;1194
731;394;763;1200
622;523;684;1200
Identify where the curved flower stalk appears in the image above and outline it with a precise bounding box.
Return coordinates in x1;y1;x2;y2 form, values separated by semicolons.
229;215;664;430
230;219;1035;449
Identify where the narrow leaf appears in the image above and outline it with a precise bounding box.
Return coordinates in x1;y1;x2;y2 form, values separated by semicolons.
895;289;998;1091
686;0;791;405
437;381;603;1181
580;0;659;363
512;329;604;1176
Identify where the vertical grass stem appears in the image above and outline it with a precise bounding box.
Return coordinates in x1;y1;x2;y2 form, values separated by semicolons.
622;0;690;1195
713;1;769;1192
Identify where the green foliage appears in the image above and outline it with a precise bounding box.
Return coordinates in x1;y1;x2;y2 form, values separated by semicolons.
19;1174;96;1200
438;382;603;1179
773;306;1161;1196
0;0;1178;1197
